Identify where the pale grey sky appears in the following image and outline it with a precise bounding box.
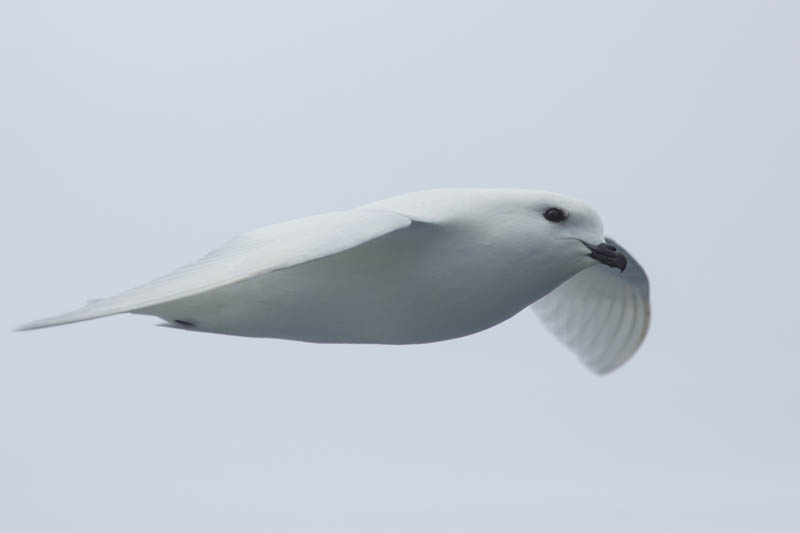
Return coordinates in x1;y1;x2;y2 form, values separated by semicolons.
2;1;799;531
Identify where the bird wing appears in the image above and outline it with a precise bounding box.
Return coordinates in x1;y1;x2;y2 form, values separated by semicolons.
17;209;414;331
530;238;650;374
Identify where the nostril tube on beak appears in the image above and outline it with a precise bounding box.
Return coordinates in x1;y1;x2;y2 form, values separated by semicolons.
582;241;628;272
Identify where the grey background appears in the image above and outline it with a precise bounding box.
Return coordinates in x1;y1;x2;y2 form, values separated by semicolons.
2;1;798;531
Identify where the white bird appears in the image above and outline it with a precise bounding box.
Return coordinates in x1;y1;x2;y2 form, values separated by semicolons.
17;189;649;374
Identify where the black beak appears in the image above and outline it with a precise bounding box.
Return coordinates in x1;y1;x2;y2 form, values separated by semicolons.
584;241;627;272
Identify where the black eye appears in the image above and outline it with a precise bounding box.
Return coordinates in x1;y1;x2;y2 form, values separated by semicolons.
543;207;567;223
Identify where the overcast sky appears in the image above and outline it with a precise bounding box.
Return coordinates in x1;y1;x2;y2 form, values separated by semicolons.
2;1;799;531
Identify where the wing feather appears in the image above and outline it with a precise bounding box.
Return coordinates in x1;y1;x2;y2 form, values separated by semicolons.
531;238;650;374
16;209;413;331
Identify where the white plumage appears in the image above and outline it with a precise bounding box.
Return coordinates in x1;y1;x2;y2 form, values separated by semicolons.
530;238;650;374
17;189;650;373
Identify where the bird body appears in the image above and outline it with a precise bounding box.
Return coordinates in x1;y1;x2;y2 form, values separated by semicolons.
18;189;650;373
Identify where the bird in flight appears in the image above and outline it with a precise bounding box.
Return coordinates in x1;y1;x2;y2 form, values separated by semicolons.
17;189;649;374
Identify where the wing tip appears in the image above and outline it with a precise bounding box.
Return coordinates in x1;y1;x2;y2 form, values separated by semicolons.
14;316;80;332
13;318;66;332
584;321;650;375
13;304;116;332
584;351;637;375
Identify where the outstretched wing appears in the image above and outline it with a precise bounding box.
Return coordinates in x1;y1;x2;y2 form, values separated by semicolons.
531;238;650;374
17;209;414;331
